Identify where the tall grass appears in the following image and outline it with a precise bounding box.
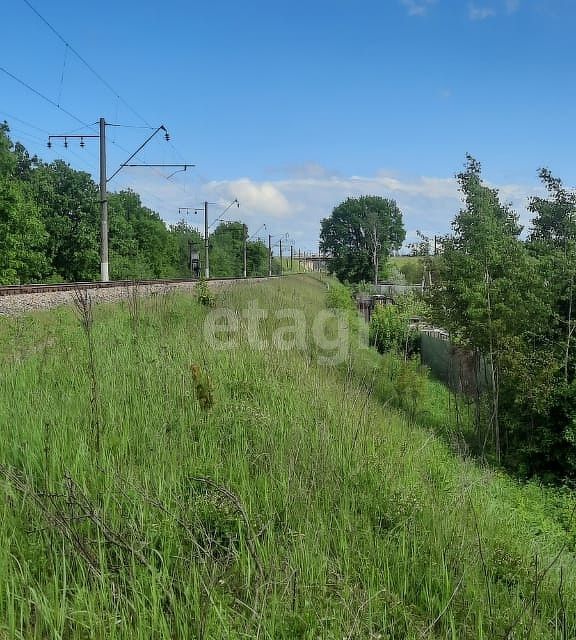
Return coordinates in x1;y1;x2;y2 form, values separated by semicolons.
0;276;573;638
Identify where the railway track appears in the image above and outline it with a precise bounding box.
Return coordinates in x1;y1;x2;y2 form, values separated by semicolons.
0;276;274;297
0;276;281;317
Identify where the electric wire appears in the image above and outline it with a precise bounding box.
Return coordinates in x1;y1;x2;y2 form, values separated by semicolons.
1;102;190;223
19;0;194;187
0;110;50;135
0;66;95;131
0;109;101;176
21;0;153;128
18;3;194;198
106;123;155;129
57;43;69;107
7;6;198;219
7;127;46;146
7;6;181;181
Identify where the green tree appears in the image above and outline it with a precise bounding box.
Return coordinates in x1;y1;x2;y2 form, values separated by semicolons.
114;190;174;278
434;161;576;478
207;222;271;277
431;156;545;462
320;195;405;284
31;159;100;281
209;221;245;277
107;190;173;279
167;219;204;277
517;169;576;477
0;124;49;284
246;238;269;276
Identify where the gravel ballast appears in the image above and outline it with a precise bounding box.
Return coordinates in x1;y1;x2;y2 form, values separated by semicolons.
0;279;259;317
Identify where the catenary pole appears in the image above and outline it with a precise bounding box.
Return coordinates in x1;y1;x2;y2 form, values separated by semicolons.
49;120;184;283
243;224;247;278
99;117;109;282
204;201;209;278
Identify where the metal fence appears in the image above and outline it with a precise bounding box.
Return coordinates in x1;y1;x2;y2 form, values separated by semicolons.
420;333;491;396
374;284;424;297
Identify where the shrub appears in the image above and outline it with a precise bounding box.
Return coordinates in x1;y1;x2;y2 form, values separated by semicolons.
398;259;424;285
369;292;428;357
326;281;356;312
370;304;406;353
394;355;429;418
195;278;215;307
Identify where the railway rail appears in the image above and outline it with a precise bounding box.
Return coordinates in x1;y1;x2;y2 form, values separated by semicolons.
0;276;275;297
0;276;282;317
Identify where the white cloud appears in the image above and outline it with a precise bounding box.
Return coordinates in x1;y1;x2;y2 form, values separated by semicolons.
468;3;496;19
400;0;437;16
118;165;541;251
205;178;291;219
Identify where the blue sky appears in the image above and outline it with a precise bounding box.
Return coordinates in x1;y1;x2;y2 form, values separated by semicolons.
1;0;575;250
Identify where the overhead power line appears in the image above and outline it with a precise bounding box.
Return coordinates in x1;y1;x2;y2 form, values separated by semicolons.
0;66;95;130
18;0;195;201
0;110;50;135
5;5;198;224
19;0;193;187
21;0;152;127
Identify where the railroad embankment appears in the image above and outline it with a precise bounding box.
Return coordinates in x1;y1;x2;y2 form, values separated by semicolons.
0;277;261;317
0;275;573;638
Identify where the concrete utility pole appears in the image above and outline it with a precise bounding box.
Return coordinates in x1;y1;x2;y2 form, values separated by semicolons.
49;120;189;283
204;201;210;278
99;118;109;282
268;234;272;277
372;224;380;286
279;238;283;276
243;224;248;278
200;199;239;279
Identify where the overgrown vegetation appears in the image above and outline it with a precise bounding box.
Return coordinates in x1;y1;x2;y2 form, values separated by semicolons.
0;123;270;283
369;292;428;356
0;276;574;637
430;156;576;480
195;278;215;307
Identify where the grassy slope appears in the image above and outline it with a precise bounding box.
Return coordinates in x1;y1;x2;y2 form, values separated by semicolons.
0;276;573;639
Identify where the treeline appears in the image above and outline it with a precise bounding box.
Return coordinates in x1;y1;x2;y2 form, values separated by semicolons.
427;156;576;481
0;123;269;283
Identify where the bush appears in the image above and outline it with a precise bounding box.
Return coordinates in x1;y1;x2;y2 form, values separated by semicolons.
195;278;215;307
394;355;429;418
369;292;428;357
370;304;406;353
381;264;407;285
325;281;356;312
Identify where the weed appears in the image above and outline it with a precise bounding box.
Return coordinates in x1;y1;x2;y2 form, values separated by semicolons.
196;278;215;307
72;288;102;454
0;276;573;638
191;363;214;411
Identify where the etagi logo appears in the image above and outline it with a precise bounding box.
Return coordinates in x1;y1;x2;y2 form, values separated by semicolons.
203;300;368;365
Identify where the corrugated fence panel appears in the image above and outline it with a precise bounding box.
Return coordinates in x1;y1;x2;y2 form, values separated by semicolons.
420;334;491;396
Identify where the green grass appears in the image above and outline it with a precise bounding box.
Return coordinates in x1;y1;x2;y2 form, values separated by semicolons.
388;256;426;284
0;276;574;638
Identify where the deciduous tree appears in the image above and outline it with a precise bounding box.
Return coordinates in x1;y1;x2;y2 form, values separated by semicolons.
320;195;405;284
